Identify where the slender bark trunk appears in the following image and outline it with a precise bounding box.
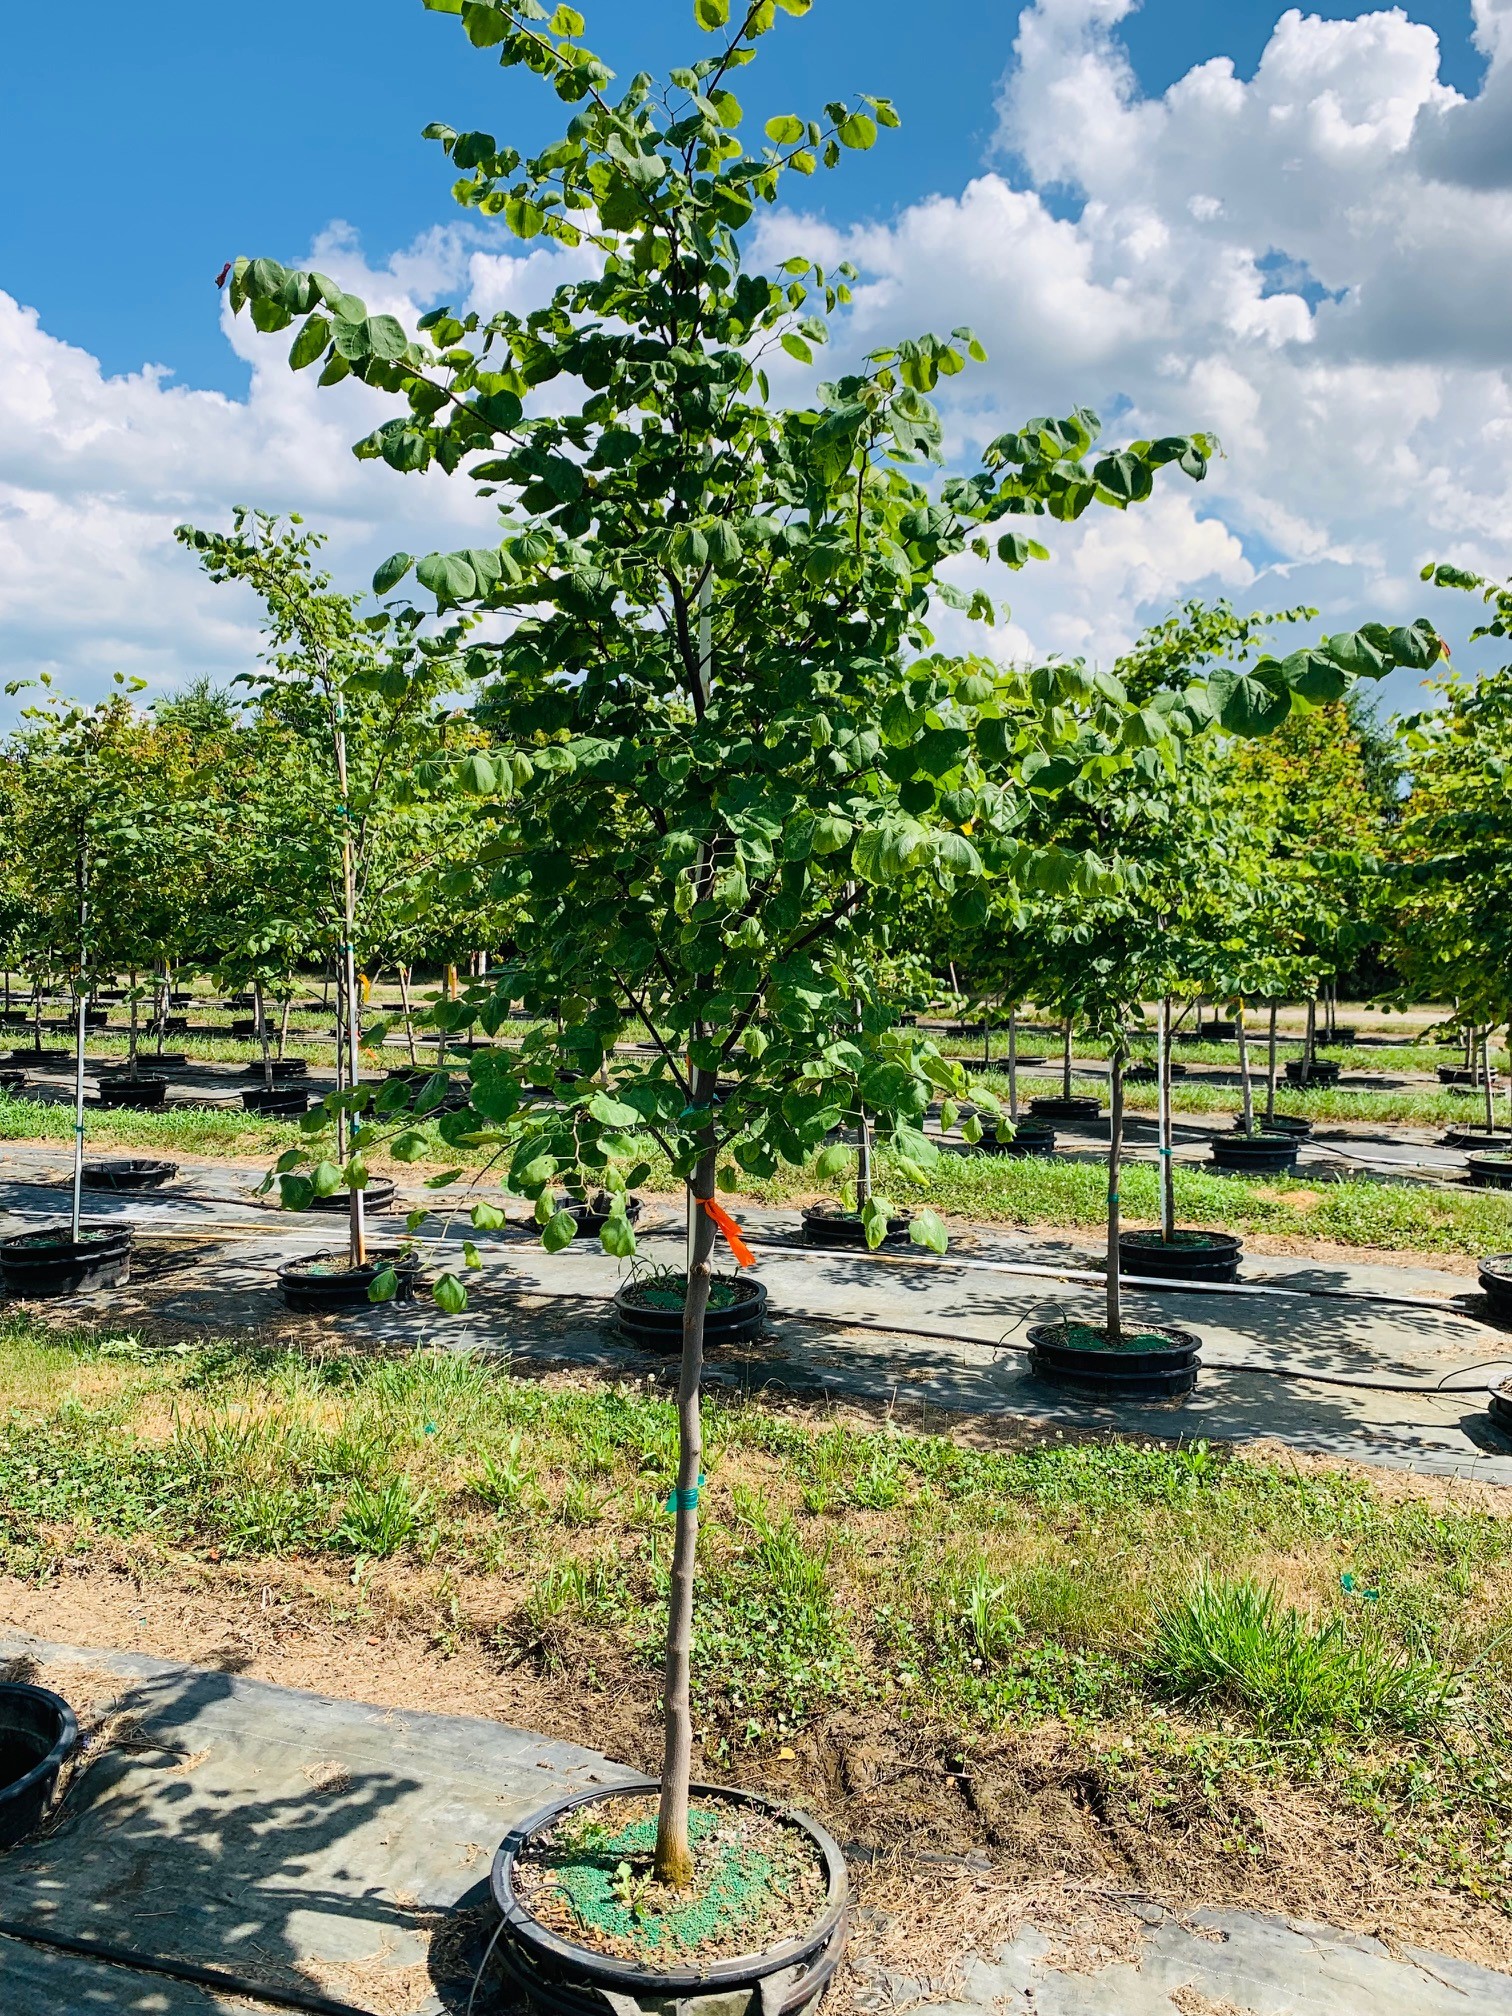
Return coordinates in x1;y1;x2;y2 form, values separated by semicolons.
1266;1001;1279;1127
278;997;291;1059
1305;996;1317;1072
398;965;419;1067
1062;1018;1072;1100
332;720;367;1272
1484;1030;1496;1136
255;980;273;1090
654;1089;717;1889
1158;995;1175;1242
128;969;139;1078
1237;998;1254;1134
32;979;42;1050
156;963;169;1058
1105;1036;1125;1343
1007;1004;1018;1123
856;1109;872;1211
70;825;89;1244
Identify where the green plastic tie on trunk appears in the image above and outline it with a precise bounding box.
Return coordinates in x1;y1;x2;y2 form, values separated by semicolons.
665;1472;706;1513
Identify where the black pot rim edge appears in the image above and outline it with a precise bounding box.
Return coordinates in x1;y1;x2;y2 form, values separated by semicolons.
275;1248;421;1282
0;1683;79;1815
491;1779;848;1992
1;1223;135;1257
1120;1229;1241;1253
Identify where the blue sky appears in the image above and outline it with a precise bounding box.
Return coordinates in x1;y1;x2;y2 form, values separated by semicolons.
2;0;1508;717
0;0;1485;394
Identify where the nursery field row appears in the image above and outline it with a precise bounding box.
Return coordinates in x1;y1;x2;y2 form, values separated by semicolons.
6;1089;1510;1258
2;1309;1508;1932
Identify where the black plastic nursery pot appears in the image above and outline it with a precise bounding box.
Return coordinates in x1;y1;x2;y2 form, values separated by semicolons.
0;1225;133;1298
6;1047;72;1064
81;1009;108;1030
1467;1154;1512;1191
1438;1065;1499;1087
979;1117;1057;1157
0;1683;79;1849
1479;1255;1512;1320
1118;1229;1242;1284
800;1204;911;1249
275;1249;421;1312
241;1056;309;1078
1444;1128;1512;1153
308;1177;397;1215
80;1158;178;1192
229;1017;258;1037
96;1075;168;1110
1027;1320;1201;1401
1210;1132;1301;1175
1027;1094;1103;1122
614;1275;767;1350
1285;1059;1340;1087
1490;1382;1512;1438
242;1084;314;1116
1232;1111;1312;1139
0;1070;24;1093
488;1782;848;2016
157;1015;189;1035
563;1194;642;1238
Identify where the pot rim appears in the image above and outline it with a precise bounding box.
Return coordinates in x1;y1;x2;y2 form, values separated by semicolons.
275;1247;422;1283
616;1274;766;1311
1027;1317;1202;1355
490;1778;848;1990
0;1682;78;1812
1;1223;135;1257
1120;1228;1241;1253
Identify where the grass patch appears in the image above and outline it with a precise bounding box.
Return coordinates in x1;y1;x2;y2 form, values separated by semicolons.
1;1307;1510;1909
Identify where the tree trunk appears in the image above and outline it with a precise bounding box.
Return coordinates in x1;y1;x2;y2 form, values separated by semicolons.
255;980;273;1090
1007;1004;1018;1123
1305;996;1317;1071
1237;999;1255;1134
856;1109;872;1211
1062;1018;1073;1100
155;963;169;1058
1158;995;1175;1242
398;965;419;1067
1265;1001;1279;1126
70;828;89;1244
1484;1030;1496;1137
128;969;139;1079
1105;1035;1125;1343
278;997;291;1060
654;1095;717;1889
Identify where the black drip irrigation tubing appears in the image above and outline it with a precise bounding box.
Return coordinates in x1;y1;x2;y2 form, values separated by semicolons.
0;1916;373;2016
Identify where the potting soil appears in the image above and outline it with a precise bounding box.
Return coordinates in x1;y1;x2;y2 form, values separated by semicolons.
518;1791;827;1962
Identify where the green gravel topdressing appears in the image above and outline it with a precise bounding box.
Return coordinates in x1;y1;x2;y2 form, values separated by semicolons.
1061;1322;1178;1355
535;1798;821;1956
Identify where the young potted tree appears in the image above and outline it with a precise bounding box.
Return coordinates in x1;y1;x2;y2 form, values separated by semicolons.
180;512;473;1304
1400;565;1512;1222
0;680;141;1297
221;0;1226;1979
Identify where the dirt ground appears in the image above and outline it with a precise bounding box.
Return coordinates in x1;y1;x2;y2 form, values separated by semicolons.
6;1543;1511;2000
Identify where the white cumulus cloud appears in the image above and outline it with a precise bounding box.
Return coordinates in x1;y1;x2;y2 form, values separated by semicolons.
2;1;1511;715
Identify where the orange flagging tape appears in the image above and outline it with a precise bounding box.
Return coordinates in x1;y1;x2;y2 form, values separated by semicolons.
701;1197;756;1268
